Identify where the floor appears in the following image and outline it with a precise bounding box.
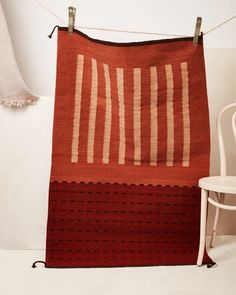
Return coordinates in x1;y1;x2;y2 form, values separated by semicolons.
0;236;236;295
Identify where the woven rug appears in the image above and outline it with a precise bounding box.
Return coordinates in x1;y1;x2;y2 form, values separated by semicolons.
45;27;212;267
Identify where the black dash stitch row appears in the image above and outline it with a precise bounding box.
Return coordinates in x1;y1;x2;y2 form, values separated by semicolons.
48;240;195;244
48;252;194;261
48;228;195;234
50;209;189;216
48;219;196;225
48;249;168;253
50;199;197;207
48;246;194;252
51;209;162;215
51;190;197;197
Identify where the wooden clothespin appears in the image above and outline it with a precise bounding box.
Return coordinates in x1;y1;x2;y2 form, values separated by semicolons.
193;17;202;45
68;6;76;34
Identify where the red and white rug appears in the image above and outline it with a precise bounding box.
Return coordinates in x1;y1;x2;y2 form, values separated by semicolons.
45;28;212;267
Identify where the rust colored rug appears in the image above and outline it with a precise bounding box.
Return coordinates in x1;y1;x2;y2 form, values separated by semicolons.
45;27;212;267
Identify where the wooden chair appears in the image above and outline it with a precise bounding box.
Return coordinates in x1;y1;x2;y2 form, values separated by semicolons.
197;102;236;266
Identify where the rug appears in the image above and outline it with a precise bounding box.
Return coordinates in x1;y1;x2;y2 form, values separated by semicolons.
45;27;212;267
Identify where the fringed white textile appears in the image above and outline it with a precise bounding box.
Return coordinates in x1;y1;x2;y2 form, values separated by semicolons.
0;3;38;108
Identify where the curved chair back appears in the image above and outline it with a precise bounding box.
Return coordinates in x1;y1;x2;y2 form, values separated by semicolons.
217;102;236;176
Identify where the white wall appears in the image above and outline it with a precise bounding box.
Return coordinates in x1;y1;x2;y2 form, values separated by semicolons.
0;0;236;249
0;96;54;249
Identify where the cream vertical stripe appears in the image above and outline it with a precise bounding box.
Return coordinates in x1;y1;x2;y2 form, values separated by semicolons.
116;68;126;164
87;58;98;163
165;64;174;166
150;66;158;166
181;62;190;167
102;64;112;164
133;68;141;165
71;54;84;163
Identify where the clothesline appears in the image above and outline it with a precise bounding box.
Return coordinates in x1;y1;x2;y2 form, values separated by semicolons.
34;0;235;37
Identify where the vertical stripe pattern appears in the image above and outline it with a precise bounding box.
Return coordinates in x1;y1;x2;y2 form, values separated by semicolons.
71;54;84;163
87;58;98;163
165;64;174;166
116;68;126;164
150;66;158;166
102;64;112;164
133;68;141;165
181;62;190;167
71;58;191;167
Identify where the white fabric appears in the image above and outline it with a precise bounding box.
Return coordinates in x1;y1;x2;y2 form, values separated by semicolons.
0;3;38;108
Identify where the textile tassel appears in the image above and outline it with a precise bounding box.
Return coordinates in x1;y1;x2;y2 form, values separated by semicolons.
48;25;59;39
207;262;217;268
32;261;46;268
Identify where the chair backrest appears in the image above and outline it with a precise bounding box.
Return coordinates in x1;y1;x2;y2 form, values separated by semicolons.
217;102;236;176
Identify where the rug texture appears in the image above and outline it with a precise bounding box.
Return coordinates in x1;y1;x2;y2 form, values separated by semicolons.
46;27;212;267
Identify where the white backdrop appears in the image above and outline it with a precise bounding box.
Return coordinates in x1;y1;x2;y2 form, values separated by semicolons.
0;0;236;249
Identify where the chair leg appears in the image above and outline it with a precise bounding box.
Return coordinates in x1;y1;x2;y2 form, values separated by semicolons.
210;193;225;248
197;188;208;266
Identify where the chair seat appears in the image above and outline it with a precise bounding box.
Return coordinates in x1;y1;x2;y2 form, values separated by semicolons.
199;176;236;194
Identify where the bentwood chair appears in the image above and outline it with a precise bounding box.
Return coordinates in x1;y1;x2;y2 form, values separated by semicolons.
197;102;236;266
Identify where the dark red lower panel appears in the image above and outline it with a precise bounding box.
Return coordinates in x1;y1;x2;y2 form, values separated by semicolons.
45;181;212;267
